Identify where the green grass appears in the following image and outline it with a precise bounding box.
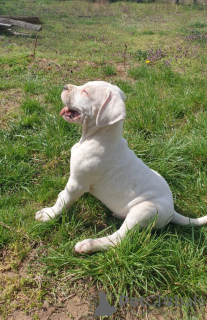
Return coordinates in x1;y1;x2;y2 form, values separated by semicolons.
40;220;207;298
0;0;207;318
103;64;117;76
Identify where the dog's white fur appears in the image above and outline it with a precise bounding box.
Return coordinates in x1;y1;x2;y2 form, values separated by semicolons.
35;81;207;253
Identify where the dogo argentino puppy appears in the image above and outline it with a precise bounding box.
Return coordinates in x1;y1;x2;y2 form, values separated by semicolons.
35;81;207;253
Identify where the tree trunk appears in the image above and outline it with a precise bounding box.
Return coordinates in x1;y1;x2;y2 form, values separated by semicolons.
0;18;42;31
0;16;41;24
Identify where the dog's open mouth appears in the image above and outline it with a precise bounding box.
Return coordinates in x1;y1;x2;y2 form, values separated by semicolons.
60;106;81;122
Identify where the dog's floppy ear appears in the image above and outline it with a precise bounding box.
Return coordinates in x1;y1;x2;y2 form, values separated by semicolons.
96;90;126;127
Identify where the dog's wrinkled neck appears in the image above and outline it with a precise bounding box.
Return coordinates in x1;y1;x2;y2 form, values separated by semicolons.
80;121;124;144
82;115;89;136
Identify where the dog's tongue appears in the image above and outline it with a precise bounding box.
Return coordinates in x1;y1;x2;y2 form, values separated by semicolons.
60;106;69;116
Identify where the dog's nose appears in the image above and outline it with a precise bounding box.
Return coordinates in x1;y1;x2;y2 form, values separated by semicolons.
63;85;68;91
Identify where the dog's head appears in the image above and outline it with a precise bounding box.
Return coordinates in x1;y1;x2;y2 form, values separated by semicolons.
60;81;126;128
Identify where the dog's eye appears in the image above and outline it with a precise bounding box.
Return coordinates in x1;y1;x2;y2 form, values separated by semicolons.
82;88;89;96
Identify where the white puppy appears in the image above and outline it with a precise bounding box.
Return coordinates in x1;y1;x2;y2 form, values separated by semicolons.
35;81;207;253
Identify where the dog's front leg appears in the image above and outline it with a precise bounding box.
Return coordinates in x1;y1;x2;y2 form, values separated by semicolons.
35;176;87;222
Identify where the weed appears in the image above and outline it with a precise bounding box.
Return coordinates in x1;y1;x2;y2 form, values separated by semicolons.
185;30;207;44
134;49;149;61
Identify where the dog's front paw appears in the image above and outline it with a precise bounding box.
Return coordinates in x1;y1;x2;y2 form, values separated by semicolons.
35;207;55;222
74;239;96;254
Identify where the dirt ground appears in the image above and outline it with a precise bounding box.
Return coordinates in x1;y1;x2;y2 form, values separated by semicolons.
0;245;98;320
1;245;206;320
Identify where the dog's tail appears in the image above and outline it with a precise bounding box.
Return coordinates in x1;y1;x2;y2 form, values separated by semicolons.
171;211;207;226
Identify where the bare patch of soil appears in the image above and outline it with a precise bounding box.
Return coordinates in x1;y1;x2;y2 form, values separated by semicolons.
0;245;99;320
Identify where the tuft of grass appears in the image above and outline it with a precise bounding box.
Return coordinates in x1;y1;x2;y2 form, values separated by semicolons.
21;98;44;115
21;113;42;128
23;79;43;95
190;21;207;29
103;64;117;76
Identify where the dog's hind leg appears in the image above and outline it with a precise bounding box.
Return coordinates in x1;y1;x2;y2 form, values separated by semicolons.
74;201;163;254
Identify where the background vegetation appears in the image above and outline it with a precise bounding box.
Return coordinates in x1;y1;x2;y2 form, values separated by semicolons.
0;0;206;319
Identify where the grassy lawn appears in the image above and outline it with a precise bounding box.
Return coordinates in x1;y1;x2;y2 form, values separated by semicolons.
0;0;207;319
